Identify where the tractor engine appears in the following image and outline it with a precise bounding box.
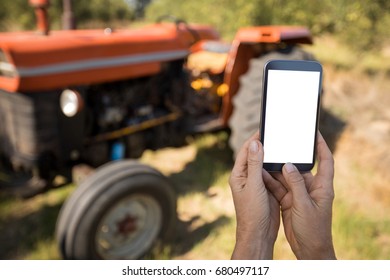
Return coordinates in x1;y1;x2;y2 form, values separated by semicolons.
80;60;189;167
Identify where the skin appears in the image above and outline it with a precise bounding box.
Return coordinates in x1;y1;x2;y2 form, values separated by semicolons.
229;131;280;259
229;131;336;260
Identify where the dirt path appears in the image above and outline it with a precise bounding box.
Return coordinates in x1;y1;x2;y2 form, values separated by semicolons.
322;66;390;218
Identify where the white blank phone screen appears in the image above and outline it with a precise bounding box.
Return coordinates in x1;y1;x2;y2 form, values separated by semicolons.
263;69;320;164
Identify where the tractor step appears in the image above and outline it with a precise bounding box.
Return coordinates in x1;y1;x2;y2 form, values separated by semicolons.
192;115;224;133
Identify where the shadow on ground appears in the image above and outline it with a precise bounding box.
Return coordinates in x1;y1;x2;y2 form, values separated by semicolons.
0;195;62;259
0;105;346;259
165;131;234;258
320;108;346;153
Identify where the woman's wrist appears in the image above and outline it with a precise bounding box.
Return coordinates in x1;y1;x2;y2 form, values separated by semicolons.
232;231;275;260
295;241;337;260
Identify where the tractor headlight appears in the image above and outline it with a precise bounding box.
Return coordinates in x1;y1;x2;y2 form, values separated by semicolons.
60;89;83;117
0;49;16;78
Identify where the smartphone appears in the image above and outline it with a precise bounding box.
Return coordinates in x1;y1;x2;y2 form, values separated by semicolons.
260;60;323;172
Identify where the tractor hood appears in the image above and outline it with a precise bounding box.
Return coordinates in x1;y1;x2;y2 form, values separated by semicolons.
234;26;313;44
0;23;219;92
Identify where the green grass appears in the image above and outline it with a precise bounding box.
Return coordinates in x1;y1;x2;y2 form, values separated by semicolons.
333;201;390;259
1;130;390;259
0;184;75;259
305;36;390;74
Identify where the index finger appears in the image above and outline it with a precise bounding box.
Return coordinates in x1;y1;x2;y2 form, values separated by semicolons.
263;169;287;202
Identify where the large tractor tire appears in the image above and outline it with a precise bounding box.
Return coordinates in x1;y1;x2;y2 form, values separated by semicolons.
228;46;315;156
56;160;176;259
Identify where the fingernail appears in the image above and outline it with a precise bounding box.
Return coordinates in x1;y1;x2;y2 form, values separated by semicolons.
284;162;296;173
249;140;259;154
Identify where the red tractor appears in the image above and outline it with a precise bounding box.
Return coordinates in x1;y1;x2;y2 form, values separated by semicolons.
0;0;314;259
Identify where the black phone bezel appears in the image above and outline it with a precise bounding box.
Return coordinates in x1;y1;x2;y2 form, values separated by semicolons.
260;60;323;172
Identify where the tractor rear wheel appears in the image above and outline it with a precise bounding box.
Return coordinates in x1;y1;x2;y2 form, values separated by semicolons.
228;46;315;156
56;160;176;259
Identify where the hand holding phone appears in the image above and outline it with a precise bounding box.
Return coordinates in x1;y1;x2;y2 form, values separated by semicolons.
260;60;323;171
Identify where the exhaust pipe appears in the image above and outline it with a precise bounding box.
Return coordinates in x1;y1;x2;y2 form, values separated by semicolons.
29;0;50;35
62;0;76;30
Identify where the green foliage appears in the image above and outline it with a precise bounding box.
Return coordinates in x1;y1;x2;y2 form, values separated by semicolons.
0;0;36;30
0;1;388;51
145;0;262;39
337;0;390;50
145;0;259;39
146;0;390;50
71;0;134;23
0;0;135;31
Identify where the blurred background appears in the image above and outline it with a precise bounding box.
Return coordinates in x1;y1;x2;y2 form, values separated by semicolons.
0;0;389;259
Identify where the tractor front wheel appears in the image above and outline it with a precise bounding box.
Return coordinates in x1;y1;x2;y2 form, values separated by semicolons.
56;160;176;259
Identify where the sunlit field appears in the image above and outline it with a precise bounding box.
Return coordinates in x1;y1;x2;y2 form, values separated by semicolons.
1;37;390;260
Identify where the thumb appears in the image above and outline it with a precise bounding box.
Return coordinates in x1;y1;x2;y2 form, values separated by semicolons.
282;163;311;205
247;140;264;186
